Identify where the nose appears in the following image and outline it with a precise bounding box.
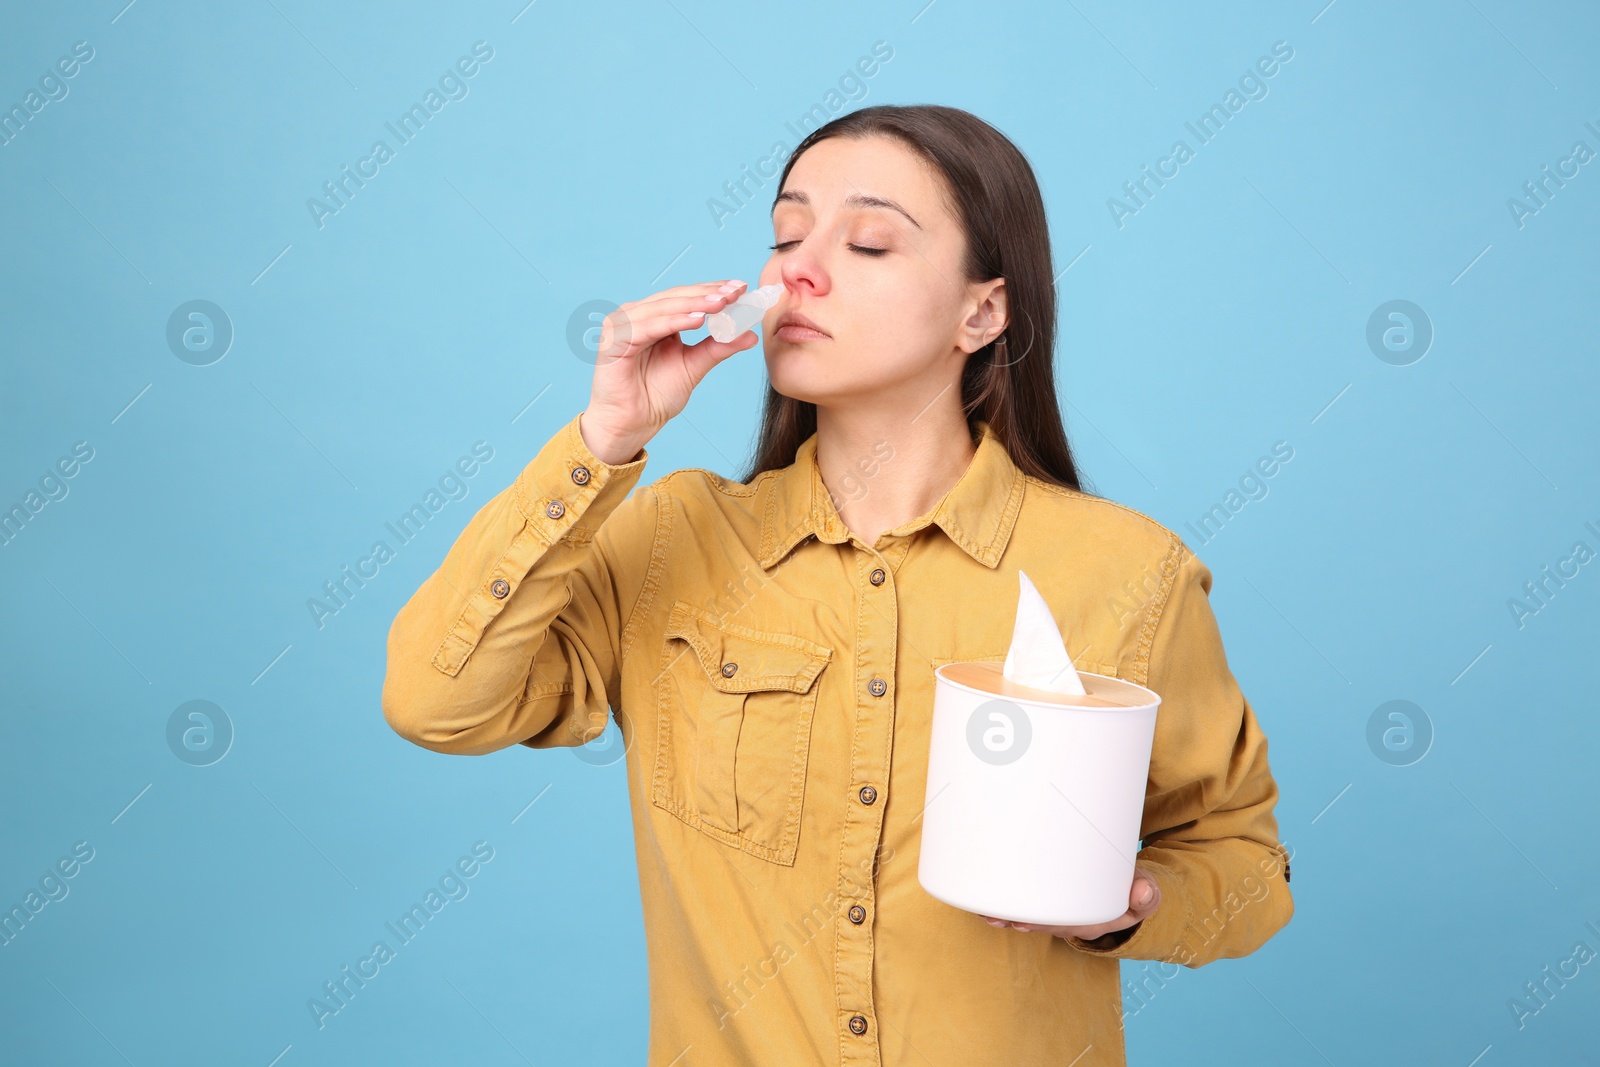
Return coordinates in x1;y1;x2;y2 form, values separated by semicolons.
773;243;829;298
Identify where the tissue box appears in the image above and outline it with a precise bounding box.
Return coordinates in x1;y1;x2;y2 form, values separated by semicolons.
917;662;1161;926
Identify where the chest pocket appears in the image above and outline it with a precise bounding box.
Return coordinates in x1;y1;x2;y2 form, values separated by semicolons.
651;600;832;866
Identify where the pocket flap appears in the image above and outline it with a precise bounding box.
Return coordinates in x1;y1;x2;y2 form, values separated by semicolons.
664;601;831;694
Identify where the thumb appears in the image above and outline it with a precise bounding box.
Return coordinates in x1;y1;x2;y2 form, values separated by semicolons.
1132;872;1158;910
681;330;759;385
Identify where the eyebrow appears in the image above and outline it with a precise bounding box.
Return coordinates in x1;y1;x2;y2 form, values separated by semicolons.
771;190;922;230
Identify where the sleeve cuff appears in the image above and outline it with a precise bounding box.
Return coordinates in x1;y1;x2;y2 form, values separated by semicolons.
510;412;649;541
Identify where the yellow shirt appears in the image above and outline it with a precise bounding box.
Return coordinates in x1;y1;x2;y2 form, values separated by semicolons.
383;411;1294;1066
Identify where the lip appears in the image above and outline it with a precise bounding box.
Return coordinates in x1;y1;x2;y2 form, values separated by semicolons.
774;310;830;340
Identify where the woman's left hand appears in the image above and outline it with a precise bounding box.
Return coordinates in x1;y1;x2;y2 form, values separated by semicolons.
978;868;1161;940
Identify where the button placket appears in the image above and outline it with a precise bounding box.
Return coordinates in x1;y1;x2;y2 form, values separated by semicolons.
835;550;895;1063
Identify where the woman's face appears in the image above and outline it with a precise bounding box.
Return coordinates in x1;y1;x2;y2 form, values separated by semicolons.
759;135;1004;410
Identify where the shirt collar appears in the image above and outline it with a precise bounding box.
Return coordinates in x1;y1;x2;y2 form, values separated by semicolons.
757;419;1026;570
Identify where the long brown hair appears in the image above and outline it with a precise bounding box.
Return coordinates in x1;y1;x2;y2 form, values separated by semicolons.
738;104;1091;494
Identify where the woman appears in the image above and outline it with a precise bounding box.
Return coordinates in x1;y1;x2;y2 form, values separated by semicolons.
383;104;1293;1065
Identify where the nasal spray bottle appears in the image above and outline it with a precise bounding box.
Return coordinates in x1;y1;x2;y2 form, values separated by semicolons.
707;283;784;343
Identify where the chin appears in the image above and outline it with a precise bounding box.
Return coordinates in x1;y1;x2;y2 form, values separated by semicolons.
762;345;815;389
766;371;887;411
764;350;864;399
766;341;920;403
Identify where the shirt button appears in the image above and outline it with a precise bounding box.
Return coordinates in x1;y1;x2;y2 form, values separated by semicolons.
858;785;877;805
868;677;887;697
848;1015;869;1036
545;500;566;519
490;579;510;599
721;662;738;678
869;568;885;585
848;905;866;924
571;466;591;485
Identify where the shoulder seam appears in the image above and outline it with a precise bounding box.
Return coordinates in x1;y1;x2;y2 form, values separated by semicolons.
1025;478;1178;540
655;465;763;499
1020;478;1201;687
1130;533;1189;687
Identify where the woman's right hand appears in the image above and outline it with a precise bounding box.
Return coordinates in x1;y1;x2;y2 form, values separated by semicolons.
579;279;764;465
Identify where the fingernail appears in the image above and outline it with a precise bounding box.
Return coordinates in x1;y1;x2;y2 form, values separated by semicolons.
719;280;743;292
1138;888;1153;906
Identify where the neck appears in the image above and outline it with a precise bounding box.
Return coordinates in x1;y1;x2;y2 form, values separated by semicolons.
814;399;978;549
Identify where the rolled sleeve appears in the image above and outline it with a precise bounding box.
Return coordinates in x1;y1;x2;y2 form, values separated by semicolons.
1065;542;1294;966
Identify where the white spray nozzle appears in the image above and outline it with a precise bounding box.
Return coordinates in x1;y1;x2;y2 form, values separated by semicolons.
707;283;785;343
1002;569;1087;696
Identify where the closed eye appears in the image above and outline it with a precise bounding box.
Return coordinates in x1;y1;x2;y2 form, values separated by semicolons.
769;240;887;257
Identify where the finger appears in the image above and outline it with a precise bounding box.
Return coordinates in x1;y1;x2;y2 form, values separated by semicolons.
625;279;746;311
680;326;760;375
626;280;737;304
635;286;749;320
600;308;717;358
607;288;747;353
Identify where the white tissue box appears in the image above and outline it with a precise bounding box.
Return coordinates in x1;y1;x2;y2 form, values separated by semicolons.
917;662;1161;926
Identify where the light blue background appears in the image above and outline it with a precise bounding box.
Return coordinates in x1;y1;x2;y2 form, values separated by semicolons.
2;1;1597;1064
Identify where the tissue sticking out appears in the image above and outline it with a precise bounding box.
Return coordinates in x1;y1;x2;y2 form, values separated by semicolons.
1002;570;1087;696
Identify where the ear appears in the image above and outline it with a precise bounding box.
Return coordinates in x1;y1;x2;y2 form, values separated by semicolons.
957;278;1008;355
